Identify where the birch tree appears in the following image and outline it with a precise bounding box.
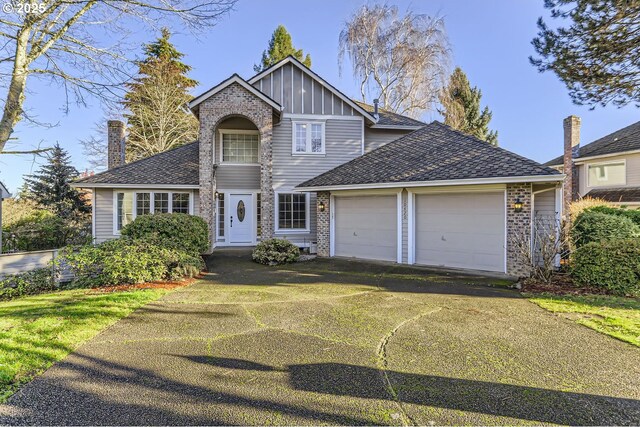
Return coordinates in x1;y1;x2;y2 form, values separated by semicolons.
0;0;236;153
339;4;450;118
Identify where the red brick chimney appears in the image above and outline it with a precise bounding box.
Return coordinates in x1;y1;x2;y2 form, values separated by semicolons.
563;115;580;213
107;120;126;169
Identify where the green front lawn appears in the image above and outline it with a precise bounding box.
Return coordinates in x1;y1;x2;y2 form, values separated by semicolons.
528;294;640;347
0;288;170;402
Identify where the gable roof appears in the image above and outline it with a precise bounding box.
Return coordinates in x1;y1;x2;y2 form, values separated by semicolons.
297;122;561;190
353;101;425;129
73;142;199;188
546;120;640;166
189;74;282;115
248;56;378;124
0;181;10;199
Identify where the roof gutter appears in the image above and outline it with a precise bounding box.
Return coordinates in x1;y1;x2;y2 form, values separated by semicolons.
296;174;565;192
71;183;199;189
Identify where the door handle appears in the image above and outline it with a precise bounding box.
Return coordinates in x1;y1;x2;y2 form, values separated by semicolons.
230;216;233;227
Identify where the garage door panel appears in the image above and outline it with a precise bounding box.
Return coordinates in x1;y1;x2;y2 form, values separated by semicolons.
415;192;505;272
335;196;397;262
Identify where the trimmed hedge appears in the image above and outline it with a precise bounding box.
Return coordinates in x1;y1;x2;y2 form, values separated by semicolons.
61;239;204;288
588;205;640;226
572;239;640;297
571;211;640;248
252;238;300;265
0;268;55;300
121;213;209;256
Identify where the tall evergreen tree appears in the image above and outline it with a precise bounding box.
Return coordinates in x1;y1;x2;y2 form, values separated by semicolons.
24;144;90;218
254;25;311;72
438;67;498;146
123;28;199;162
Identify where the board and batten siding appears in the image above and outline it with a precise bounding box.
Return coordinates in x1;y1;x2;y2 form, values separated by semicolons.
93;188;200;243
272;117;363;245
252;63;357;116
364;127;415;153
577;152;640;196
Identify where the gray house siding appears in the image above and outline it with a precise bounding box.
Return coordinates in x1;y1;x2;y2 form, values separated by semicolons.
214;117;261;190
253;63;356;116
272;117;363;245
364;127;415;153
93;188;200;244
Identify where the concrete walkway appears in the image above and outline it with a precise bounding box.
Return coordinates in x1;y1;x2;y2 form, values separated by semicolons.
1;249;638;425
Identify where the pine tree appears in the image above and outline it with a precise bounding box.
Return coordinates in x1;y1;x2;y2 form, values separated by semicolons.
254;25;311;72
24;144;90;218
438;67;498;146
123;28;199;162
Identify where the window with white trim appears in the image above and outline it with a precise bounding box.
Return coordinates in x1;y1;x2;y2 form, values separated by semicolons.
587;162;626;187
115;191;192;232
292;122;324;154
117;193;133;231
277;193;308;230
221;132;259;164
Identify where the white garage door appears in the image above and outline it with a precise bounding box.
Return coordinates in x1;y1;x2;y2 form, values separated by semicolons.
335;195;397;262
415;192;505;272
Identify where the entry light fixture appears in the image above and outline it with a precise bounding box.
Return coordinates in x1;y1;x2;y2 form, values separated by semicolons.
214;191;219;200
513;197;523;213
318;201;326;212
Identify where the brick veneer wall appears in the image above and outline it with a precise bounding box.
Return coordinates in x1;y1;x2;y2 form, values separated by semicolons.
506;183;532;277
197;83;274;250
107;120;125;169
316;191;330;257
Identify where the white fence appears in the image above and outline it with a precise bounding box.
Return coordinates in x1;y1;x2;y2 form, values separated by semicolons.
0;249;73;281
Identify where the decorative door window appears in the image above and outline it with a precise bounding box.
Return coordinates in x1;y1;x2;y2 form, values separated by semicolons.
237;200;246;222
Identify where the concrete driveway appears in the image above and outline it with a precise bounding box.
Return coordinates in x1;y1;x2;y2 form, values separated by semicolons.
1;249;639;425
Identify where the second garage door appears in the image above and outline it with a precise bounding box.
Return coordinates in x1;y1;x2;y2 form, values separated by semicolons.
415;192;505;272
334;195;397;262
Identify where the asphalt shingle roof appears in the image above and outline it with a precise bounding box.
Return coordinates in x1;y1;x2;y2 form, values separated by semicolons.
75;142;199;186
586;187;640;203
297;122;560;188
545;120;640;166
353;101;426;128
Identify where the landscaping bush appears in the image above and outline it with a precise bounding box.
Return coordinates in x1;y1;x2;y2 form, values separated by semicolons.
588;205;640;226
569;197;613;222
572;239;640;297
252;238;300;265
121;213;209;255
2;214;91;253
571;211;640;248
61;238;204;288
0;268;55;300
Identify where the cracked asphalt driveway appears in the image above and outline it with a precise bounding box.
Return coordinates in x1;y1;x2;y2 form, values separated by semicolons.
1;249;639;425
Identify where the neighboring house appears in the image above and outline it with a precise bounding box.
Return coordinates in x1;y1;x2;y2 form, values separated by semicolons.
546;117;640;207
0;181;10;253
74;56;562;277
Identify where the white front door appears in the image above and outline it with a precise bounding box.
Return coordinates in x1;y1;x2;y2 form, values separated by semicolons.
228;194;254;244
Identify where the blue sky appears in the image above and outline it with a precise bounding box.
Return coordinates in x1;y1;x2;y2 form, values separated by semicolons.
1;0;638;193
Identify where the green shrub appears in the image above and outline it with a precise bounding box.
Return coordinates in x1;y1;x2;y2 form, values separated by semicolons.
2;214;91;252
0;268;55;300
571;211;640;248
572;239;640;297
252;238;300;265
121;213;209;255
588;205;640;226
60;238;204;288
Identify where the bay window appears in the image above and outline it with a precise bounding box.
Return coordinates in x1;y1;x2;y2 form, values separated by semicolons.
292;122;325;154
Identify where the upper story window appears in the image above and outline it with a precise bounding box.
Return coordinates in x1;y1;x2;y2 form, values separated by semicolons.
292;122;325;155
587;161;626;187
221;131;259;164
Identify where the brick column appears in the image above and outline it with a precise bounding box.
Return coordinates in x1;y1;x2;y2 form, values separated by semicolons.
316;191;330;257
563;115;580;215
107;120;125;169
260;123;274;240
506;183;532;277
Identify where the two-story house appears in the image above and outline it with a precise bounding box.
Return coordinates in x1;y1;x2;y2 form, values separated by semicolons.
546;117;640;208
75;56;562;277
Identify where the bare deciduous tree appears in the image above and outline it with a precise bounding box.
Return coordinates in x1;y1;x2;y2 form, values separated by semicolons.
0;0;236;153
339;4;450;118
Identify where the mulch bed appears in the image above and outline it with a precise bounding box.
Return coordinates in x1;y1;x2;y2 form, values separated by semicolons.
90;275;204;294
520;274;612;296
